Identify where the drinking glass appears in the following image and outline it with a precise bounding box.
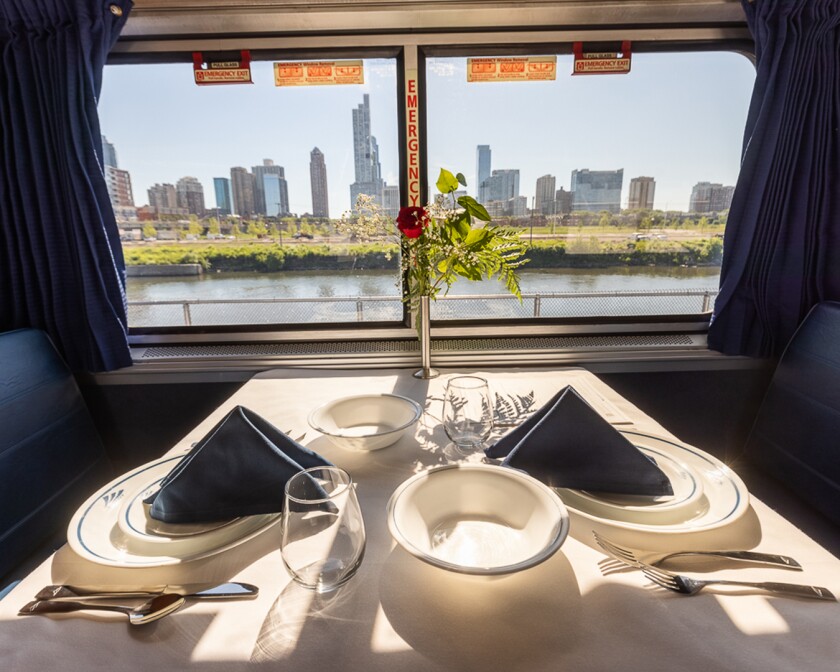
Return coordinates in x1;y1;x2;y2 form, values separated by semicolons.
281;467;366;593
442;376;493;453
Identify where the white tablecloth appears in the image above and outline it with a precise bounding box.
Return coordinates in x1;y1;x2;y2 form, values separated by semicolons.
1;367;838;671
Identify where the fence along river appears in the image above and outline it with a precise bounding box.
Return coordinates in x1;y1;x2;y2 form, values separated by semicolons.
126;266;721;327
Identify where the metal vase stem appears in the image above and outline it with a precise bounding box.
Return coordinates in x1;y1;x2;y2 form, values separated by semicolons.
414;295;439;379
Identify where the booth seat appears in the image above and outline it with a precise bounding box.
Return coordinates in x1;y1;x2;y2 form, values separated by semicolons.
744;301;840;527
0;329;110;589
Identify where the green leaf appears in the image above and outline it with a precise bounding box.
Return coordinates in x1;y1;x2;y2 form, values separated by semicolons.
465;228;491;248
447;212;471;239
436;168;460;194
456;172;468;187
457;196;491;222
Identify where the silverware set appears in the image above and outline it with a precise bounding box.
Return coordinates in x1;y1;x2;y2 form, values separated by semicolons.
18;581;259;625
593;531;836;602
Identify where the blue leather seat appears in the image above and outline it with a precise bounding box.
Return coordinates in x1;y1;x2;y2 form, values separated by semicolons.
0;329;110;582
744;302;840;525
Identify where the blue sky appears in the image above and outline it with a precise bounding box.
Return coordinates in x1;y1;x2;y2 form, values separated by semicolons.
99;51;755;217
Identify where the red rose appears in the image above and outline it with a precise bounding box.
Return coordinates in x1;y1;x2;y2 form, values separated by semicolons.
396;207;429;239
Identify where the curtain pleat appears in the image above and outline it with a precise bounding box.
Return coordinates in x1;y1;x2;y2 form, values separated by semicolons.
709;0;840;357
0;0;132;371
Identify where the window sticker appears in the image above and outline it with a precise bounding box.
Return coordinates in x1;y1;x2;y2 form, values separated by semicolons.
274;60;365;87
466;56;557;82
193;50;253;85
573;41;632;75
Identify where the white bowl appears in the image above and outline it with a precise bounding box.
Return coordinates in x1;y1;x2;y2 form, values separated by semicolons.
387;464;569;575
308;393;423;451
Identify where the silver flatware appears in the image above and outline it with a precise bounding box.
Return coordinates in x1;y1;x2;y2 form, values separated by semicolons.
34;581;258;602
593;530;801;570
19;593;185;625
640;563;835;601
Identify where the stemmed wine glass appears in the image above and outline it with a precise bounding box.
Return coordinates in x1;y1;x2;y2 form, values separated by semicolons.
442;376;493;454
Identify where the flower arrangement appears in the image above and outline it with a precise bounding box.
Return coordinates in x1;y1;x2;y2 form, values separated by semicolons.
340;168;528;312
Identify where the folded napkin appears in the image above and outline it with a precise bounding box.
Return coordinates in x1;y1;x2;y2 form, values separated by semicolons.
485;386;673;496
145;406;332;524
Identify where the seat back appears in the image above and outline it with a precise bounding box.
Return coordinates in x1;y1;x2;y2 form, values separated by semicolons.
744;302;840;524
0;329;110;579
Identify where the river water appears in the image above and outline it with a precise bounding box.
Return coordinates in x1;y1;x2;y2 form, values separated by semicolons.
127;266;720;326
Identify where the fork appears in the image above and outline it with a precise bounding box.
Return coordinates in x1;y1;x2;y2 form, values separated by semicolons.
640;563;836;601
592;531;801;570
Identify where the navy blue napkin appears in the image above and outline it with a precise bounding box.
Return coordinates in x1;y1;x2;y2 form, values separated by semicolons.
485;386;672;496
145;406;332;523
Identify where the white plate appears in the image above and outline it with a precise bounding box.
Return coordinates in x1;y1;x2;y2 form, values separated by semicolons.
554;430;749;533
555;445;705;524
68;455;278;567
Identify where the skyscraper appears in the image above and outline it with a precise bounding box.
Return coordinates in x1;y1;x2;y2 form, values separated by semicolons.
689;182;735;213
570;168;623;213
476;145;491;198
535;174;556;215
230;167;256;218
101;135;118;169
628;176;656;210
100;135;136;220
253;159;287;215
383;184;400;218
263;174;289;217
147;183;177;211
213;177;232;215
309;147;329;218
176;176;205;216
481;169;520;204
350;94;384;206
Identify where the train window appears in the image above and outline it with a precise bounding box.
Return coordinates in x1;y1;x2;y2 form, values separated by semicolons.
425;50;755;321
99;57;400;329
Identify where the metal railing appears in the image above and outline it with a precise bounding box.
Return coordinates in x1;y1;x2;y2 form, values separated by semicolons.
128;289;717;328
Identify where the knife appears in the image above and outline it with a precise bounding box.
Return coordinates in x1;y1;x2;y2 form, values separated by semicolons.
34;581;258;601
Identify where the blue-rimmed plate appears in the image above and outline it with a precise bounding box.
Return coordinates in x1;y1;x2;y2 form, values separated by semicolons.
67;455;278;567
553;430;749;533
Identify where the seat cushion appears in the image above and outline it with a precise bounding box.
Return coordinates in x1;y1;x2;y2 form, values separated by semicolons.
0;329;109;579
744;302;840;524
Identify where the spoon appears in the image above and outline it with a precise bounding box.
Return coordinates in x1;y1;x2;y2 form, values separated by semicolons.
18;593;185;625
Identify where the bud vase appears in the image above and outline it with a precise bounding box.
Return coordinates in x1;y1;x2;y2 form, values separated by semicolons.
413;295;439;379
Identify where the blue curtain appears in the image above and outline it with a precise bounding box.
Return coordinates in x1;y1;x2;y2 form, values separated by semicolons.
0;0;133;371
708;0;840;357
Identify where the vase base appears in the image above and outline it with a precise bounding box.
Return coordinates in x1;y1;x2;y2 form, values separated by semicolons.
413;367;440;379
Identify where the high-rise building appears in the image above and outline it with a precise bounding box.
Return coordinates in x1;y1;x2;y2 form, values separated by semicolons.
309;147;329;218
230;167;256;218
535;175;556;215
176;176;205;216
570;168;623;213
147;183;177;211
383;184;400;218
263;174;290;217
481;169;520;204
555;187;572;215
105;167;134;208
350;94;384;206
101;135;118;169
253;159;286;215
689;182;735;213
476;145;491;198
510;195;528;217
628;176;656;210
213;177;232;215
100;135;137;220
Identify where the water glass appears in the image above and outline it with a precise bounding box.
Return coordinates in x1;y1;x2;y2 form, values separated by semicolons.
281;467;366;593
443;376;493;453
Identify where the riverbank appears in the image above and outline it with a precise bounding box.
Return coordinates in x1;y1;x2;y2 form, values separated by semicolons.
122;238;723;274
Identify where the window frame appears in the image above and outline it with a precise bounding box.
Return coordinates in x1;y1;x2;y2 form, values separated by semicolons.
107;24;754;350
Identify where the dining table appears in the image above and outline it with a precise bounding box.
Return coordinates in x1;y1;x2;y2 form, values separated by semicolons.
1;366;838;671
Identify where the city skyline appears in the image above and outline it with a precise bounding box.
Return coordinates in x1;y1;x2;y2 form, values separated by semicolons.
98;52;753;218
